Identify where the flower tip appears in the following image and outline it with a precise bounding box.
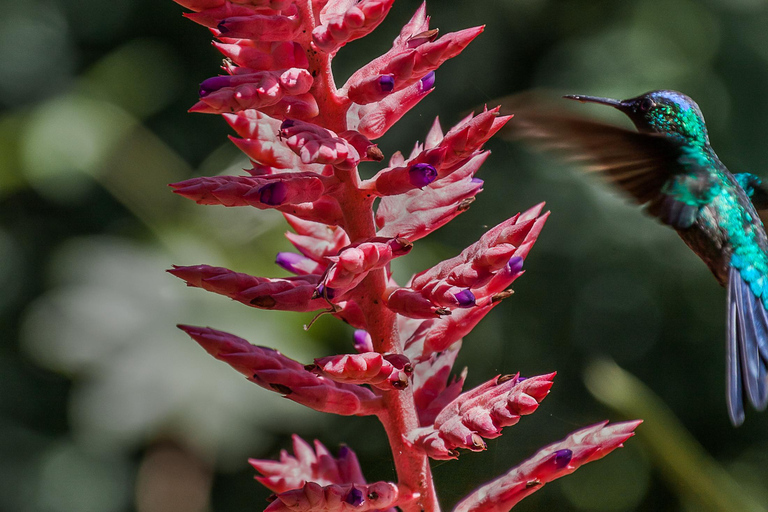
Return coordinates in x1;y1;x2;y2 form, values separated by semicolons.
393;237;414;253
379;74;395;93
216;20;229;34
408;163;438;188
188;101;215;113
199;75;230;97
258;182;288;206
345;487;364;506
353;329;373;352
275;252;304;272
176;323;194;332
406;28;439;48
366;145;385;161
166;265;186;278
552;448;573;469
419;71;436;92
314;284;336;300
606;419;643;438
507;255;524;274
491;289;514;303
458;197;476;212
496;372;519;384
470;433;487;451
453;289;476;308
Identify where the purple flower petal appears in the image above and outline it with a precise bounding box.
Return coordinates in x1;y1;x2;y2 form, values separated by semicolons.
315;284;336;300
553;448;572;469
217;21;230;34
408;163;438;188
507;256;524;274
199;76;231;97
258;182;288;206
345;487;364;506
379;74;395;93
280;119;295;131
353;329;373;352
453;289;476;308
419;71;436;92
275;252;305;273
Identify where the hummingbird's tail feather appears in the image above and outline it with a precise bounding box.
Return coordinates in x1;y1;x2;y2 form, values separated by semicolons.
726;267;768;426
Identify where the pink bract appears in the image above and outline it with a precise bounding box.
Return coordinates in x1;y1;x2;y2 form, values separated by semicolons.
169;1;641;511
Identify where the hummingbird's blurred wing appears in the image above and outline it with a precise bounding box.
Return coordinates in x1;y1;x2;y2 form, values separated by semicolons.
497;93;712;228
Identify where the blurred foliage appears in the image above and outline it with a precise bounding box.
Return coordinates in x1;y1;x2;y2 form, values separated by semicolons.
1;0;768;511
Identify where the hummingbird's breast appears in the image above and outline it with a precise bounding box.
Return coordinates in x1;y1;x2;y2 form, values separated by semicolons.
678;205;730;285
676;165;768;288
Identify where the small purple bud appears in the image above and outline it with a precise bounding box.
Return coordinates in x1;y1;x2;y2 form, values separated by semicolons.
315;284;336;300
471;177;484;185
280;119;295;131
419;71;436;92
517;376;527;382
553;449;572;469
353;329;374;352
453;289;476;308
217;21;230;34
258;182;288;206
507;256;524;274
199;76;231;97
379;74;395;93
408;163;438;188
275;252;305;273
338;445;351;458
345;487;364;506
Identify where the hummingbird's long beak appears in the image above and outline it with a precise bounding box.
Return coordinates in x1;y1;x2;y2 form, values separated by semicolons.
563;94;628;111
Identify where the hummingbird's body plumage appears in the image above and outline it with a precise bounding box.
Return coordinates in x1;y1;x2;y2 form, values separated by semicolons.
502;90;768;425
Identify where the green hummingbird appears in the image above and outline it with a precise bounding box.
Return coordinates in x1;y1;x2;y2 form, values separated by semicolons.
502;90;768;426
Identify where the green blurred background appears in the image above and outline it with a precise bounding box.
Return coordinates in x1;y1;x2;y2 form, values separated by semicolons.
2;0;768;510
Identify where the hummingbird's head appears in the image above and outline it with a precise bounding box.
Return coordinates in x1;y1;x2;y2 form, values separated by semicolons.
565;90;710;146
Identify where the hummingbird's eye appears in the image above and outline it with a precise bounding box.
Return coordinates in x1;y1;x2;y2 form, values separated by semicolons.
639;98;654;112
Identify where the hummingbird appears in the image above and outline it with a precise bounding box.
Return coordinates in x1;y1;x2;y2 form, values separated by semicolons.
501;90;768;426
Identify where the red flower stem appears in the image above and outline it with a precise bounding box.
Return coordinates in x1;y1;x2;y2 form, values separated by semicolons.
295;0;347;133
307;0;437;502
335;172;440;512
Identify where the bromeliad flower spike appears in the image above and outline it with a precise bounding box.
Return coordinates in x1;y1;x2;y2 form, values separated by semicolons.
169;1;641;511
